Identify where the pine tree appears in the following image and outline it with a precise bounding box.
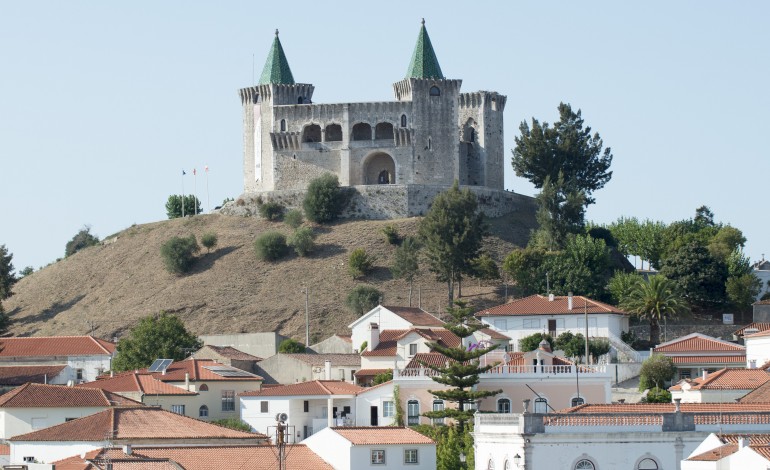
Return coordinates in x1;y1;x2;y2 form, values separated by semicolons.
436;425;461;470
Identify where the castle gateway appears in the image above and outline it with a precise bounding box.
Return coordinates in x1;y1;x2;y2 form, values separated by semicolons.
238;20;506;194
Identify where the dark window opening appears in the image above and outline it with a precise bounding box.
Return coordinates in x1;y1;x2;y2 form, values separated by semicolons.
429;86;441;96
325;124;342;142
375;122;394;140
352;123;372;141
401;114;407;127
280;119;286;132
302;124;322;143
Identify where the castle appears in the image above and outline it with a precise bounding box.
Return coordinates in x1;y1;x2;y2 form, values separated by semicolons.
238;20;507;194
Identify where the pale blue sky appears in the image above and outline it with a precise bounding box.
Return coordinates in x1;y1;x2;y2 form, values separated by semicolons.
1;1;768;271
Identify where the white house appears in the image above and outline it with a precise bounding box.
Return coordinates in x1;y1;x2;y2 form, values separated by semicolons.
474;294;630;353
744;329;770;369
348;305;445;354
0;336;115;383
303;426;436;470
682;433;770;469
669;368;770;403
655;333;747;380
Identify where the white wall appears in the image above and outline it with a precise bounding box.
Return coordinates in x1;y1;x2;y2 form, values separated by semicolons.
355;383;396;427
241;396;356;443
66;355;112;382
350;306;415;352
745;336;770;368
0;406;106;440
11;441;101;465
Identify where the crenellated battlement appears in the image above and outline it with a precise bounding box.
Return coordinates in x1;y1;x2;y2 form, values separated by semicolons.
239;86;259;105
269;132;301;151
459;91;507;111
257;83;315;105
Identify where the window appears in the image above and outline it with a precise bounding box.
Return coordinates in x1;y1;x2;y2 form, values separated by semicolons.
429;86;441;96
497;398;511;413
534;397;548;413
23;457;35;463
637;458;659;470
494;319;507;330
371;449;385;464
302;124;322;143
199;384;208;392
352;123;372;141
432;400;445;425
571;397;585;406
574;459;595;469
171;404;185;415
407;400;420;426
523;319;540;329
339;369;345;380
427;137;432;150
487;459;495;470
383;401;395;417
260;401;269;413
351;370;356;381
401;114;407;127
76;369;84;381
222;390;235;412
199;405;209;418
409;343;418;356
65;417;77;422
325;123;342;142
404;449;419;464
375;122;394;140
280;119;286;132
304;400;309;413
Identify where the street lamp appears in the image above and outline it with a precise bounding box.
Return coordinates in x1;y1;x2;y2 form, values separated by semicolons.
460;451;466;468
513;453;522;467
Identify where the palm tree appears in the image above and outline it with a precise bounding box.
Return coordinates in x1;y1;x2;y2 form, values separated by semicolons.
621;275;688;345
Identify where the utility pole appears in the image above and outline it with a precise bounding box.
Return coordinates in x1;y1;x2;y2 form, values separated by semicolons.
584;298;589;364
303;287;309;347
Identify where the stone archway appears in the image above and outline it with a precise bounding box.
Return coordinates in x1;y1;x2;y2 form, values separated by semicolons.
363;152;396;185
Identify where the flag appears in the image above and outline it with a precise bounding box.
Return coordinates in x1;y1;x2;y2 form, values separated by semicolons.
193;168;197;176
182;170;186;175
205;165;209;173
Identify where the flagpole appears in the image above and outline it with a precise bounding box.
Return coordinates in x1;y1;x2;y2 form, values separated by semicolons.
193;169;197;215
205;165;210;212
181;170;185;218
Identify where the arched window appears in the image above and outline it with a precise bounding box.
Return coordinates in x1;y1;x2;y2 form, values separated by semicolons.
470;129;475;142
637;458;659;470
428;138;432;150
199;405;209;418
325;124;342;142
534;397;548;413
352;123;372;141
199;384;209;392
497;398;511;413
430;86;441;96
574;459;595;470
571;397;585;407
504;461;511;470
375;122;394;140
280;119;286;132
432;400;445;425
302;124;322;143
487;459;495;470
400;114;407;128
298;96;304;104
407;400;420;426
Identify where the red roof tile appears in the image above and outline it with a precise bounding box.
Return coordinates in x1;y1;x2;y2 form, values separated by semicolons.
686;443;738;461
654;333;745;353
479;327;511;340
78;372;197;396
738;381;770;403
559;402;770;414
475;295;627;317
354;369;391;378
669;368;770;391
670;355;746;365
733;323;770;336
361;328;460;357
145;358;263;382
0;365;67;385
240;380;364;397
405;352;453;369
720;434;770;445
0;383;141;408
0;336;115;357
382;306;445;327
746;329;770;339
0;444;9;455
331;427;435;445
200;345;262;361
282;353;361;366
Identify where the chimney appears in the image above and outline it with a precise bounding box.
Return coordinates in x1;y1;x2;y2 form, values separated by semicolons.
702;370;708;380
548;294;555;302
324;360;332;380
738;436;750;448
368;323;380;352
522;399;531;414
567;292;573;310
123;444;132;456
185;372;190;391
110;370;114;378
674;398;681;413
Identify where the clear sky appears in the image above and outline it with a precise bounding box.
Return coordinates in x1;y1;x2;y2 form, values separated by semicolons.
1;1;768;271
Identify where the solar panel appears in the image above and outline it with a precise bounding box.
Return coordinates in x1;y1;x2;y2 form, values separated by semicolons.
203;366;255;377
148;358;173;372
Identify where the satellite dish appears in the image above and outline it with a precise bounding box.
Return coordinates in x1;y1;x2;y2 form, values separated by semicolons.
276;412;288;423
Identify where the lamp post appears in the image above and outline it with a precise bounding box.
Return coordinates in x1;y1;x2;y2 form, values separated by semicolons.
514;453;522;467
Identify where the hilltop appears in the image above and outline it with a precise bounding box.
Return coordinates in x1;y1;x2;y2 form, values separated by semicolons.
4;210;537;342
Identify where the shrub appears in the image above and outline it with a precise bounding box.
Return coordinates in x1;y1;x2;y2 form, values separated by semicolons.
65;227;100;257
639;354;676;391
160;235;199;274
211;418;252;432
373;369;393;385
346;285;382;315
348;248;374;278
284;209;304;229
382;225;401;245
259;201;285;221
201;233;218;253
166;195;201;218
254;232;288;262
303;174;344;223
644;387;672;403
518;332;553;352
288;227;315;257
278;338;306;353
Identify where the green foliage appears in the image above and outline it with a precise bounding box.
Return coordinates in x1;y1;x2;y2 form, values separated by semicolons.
607;271;643;304
726;273;762;315
0;302;10;336
346;285;382;316
254;232;288;262
359;341;367;353
258;201;285;221
288;227;315;257
644;387;672;403
708;225;746;262
0;245;16;300
348;248;374;278
112;312;202;371
391;237;421;305
18;266;34;278
382;225;401;245
211;418;252;432
201;233;218;253
372;369;393;385
436;425;462;470
608;217;666;270
638;354;676;391
303;174;344;223
503;247;546;295
472;253;500;281
284;209;304;229
160;235;200;275
65;227;100;257
621;276;688;345
166;194;201;218
278;338;306;353
621;330;643;349
589;338;610;359
530;173;586;250
418;182;486;306
519;332;554;352
393;384;404;426
660;241;727;309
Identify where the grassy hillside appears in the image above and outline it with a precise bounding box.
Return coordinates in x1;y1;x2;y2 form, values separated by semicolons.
4;210;537;342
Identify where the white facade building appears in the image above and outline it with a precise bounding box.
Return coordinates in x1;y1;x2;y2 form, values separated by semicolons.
0;336;115;383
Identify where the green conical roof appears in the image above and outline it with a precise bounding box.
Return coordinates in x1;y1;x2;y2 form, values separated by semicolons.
259;30;295;85
405;19;444;79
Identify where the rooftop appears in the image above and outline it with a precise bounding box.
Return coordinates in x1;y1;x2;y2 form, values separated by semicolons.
240;380;364;397
669;368;770;391
654;333;745;353
475;295;627;317
79;372;197;396
199;345;262;361
332;426;435;445
382;305;445;327
733;322;770;336
0;383;141;408
0;336;115;357
258;30;295;85
361;328;460;357
0;364;67;385
405;19;444;79
282;353;361;366
144;358;263;382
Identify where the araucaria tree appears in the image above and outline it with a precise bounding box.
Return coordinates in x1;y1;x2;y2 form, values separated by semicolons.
112;312;202;371
421;302;502;432
418;182;486;306
621;275;688;345
0;245;16;300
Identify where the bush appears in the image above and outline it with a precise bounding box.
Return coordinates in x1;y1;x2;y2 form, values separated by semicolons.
285;209;304;229
348;248;374;278
639;354;676;391
211;418;252;431
259;201;285;221
65;227;100;257
382;225;401;245
278;338;306;353
373;369;393;385
166;195;201;218
303;174;344;223
160;235;199;274
254;232;288;262
644;387;672;403
201;233;218;253
346;285;382;315
288;227;315;257
518;332;554;352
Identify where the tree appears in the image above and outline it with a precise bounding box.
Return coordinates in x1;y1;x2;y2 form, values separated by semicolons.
512;102;613;205
519;332;554;352
726;273;762;321
112;312;202;371
288;227;315;257
421;302;502;432
258;201;285;221
436;425;462;470
201;233;218;253
65;227;100;257
503;247;546;295
708;225;746;262
621;276;688;345
638;354;676;391
254;232;288;262
644;387;672;403
660;241;727;308
0;245;16;300
0;302;10;336
18;266;34;278
391;237;420;306
607;271;643;305
348;248;375;278
303;174;345;223
529;173;586;250
166;195;201;219
278;338;306;353
346;285;382;316
418;182;486;306
382;225;401;245
160;235;199;275
372;369;393;385
471;253;500;283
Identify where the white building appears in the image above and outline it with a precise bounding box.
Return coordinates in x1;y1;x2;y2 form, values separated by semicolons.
654;333;746;380
669;368;770;403
0;336;115;383
682;433;770;469
348;305;445;355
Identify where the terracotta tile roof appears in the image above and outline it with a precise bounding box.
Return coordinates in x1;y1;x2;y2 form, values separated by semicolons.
10;407;265;442
475;294;627;317
479;327;511;340
686;443;738;461
559;403;770;414
755;299;770;305
361;328;460;357
145;358;263;382
405;352;453;369
746;329;770;339
282;353;361;366
669;368;770;391
733;323;770;336
202;345;262;361
354;368;391;378
78;372;197;396
240;380;364;397
720;434;770;445
0;336;115;357
670;355;746;365
0;383;141;408
738;380;770;403
331;426;435;445
0;444;8;455
752;446;770;460
382;306;445;327
0;364;67;385
654;333;745;353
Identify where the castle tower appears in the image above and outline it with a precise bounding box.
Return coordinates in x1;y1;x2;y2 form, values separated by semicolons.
239;30;315;192
393;20;461;185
